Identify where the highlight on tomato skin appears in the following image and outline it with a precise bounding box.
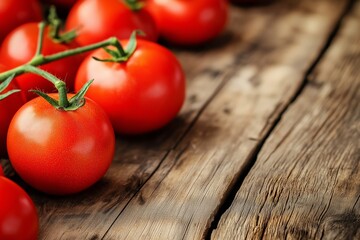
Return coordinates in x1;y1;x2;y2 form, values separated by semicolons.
7;94;116;195
144;0;228;46
66;0;158;46
0;0;42;43
74;39;186;135
0;176;39;240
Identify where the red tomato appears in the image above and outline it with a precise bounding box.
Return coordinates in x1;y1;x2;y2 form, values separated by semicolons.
74;39;185;134
66;0;158;46
0;66;25;158
144;0;228;46
0;0;42;43
0;23;83;100
0;165;3;176
7;94;115;195
0;176;39;240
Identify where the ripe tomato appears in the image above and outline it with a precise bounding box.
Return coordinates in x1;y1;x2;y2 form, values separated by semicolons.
7;94;115;195
0;176;39;240
66;0;158;46
74;39;185;134
0;66;25;158
0;23;83;100
144;0;228;46
0;165;3;176
0;0;42;43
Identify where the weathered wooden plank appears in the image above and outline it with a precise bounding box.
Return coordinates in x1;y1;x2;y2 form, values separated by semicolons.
212;1;360;239
102;1;350;239
23;3;282;240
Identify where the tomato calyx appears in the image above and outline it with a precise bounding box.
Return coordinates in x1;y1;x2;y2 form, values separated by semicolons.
0;74;20;100
93;31;140;63
48;6;77;44
123;0;144;11
23;65;93;111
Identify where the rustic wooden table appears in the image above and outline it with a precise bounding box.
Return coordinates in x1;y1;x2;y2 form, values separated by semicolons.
1;0;359;239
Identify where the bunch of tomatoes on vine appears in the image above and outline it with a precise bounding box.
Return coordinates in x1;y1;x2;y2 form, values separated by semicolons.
0;0;266;239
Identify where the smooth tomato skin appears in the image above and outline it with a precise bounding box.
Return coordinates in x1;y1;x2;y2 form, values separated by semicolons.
0;165;3;176
0;0;42;43
145;0;228;46
75;40;185;134
0;23;83;100
66;0;158;46
7;94;115;195
0;177;39;240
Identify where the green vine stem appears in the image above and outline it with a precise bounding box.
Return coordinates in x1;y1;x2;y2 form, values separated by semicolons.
24;65;69;108
0;21;131;111
0;22;120;83
35;22;46;56
23;65;94;111
48;6;77;43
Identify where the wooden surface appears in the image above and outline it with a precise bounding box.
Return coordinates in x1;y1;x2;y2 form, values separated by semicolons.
1;0;359;239
212;1;360;239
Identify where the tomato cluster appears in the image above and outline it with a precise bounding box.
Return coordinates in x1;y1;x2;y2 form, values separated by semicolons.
0;0;232;238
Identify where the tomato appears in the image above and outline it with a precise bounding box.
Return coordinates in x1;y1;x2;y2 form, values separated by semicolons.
0;66;25;158
0;165;3;176
0;23;83;100
144;0;228;46
0;0;42;43
74;39;185;134
7;94;115;195
66;0;158;46
0;176;39;240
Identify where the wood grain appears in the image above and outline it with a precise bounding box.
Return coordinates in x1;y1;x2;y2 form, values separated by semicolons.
101;1;350;239
212;1;360;239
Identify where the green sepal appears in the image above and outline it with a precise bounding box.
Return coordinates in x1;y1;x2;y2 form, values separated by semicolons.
103;47;121;58
124;30;140;55
31;90;60;107
92;31;139;63
92;56;118;63
31;79;93;111
48;5;77;44
68;79;94;109
123;0;144;11
0;74;20;101
56;30;77;44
